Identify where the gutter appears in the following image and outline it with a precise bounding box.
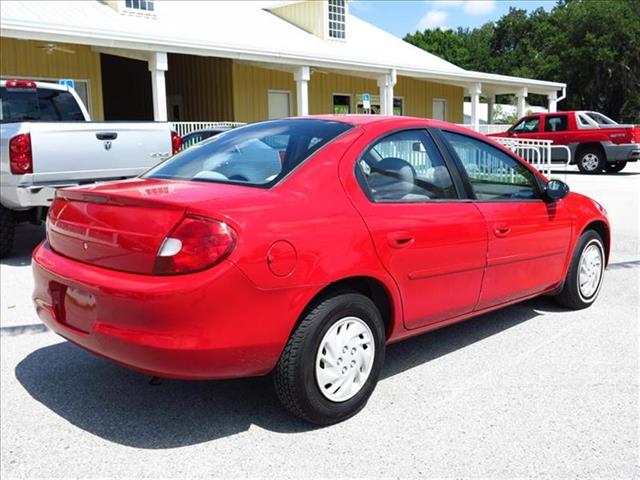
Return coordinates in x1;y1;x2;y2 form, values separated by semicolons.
1;22;567;92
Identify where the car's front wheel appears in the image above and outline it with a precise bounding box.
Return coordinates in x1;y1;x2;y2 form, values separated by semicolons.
273;292;386;425
554;230;605;309
604;161;627;173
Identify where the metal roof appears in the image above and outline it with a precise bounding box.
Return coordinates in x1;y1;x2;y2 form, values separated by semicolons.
0;0;565;95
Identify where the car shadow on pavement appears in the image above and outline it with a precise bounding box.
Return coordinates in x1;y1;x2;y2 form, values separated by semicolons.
15;296;564;449
1;224;45;267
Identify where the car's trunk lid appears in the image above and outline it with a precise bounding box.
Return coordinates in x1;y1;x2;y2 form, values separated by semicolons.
47;178;245;274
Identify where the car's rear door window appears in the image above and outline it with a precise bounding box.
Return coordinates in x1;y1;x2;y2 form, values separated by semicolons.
544;115;568;132
145;119;352;188
356;129;458;202
442;131;541;201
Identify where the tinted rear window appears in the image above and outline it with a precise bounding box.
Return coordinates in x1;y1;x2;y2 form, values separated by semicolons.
0;87;84;122
145;119;353;187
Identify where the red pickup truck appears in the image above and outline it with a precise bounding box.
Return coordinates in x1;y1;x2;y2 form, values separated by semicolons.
491;111;640;173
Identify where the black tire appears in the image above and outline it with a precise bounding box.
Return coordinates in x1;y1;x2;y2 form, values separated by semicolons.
0;206;15;259
604;161;627;173
576;146;606;174
554;230;605;310
273;292;386;425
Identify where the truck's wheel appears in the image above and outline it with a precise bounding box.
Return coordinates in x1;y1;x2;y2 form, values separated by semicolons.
604;161;627;173
273;292;385;425
576;147;605;174
0;206;15;258
554;230;605;310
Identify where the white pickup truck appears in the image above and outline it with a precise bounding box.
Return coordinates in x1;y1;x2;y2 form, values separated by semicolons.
0;79;181;257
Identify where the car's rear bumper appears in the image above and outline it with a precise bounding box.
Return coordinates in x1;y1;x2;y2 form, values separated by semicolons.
1;184;59;209
603;142;640;162
32;242;301;380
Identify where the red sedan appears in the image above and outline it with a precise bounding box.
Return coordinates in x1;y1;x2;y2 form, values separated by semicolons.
32;116;609;425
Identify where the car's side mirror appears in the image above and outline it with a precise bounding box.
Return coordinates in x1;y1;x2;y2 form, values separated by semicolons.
545;179;570;201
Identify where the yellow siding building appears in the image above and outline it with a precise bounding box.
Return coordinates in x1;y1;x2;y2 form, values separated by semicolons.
1;1;564;128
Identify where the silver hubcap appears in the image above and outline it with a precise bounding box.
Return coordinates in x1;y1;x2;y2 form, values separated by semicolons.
578;242;603;299
315;316;375;402
581;153;600;171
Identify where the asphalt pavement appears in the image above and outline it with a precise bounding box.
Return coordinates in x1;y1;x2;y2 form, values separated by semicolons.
1;163;638;479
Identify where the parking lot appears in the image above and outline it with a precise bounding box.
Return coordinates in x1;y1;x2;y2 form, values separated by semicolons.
1;164;638;479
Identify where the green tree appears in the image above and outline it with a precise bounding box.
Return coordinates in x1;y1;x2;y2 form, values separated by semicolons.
403;0;640;122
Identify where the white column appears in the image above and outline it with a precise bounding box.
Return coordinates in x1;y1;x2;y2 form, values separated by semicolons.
294;66;311;116
377;69;397;115
516;87;528;119
487;95;495;124
148;52;168;121
468;82;482;131
548;91;558;113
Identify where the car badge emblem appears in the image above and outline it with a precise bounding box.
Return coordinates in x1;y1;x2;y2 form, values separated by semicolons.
83;242;89;250
104;141;112;151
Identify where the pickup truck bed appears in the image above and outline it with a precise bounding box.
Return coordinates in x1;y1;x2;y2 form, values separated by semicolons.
2;121;175;209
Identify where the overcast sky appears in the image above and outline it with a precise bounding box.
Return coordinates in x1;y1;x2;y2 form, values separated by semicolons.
350;0;558;37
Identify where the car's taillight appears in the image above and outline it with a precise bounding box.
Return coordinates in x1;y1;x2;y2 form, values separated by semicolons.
171;131;182;155
9;133;33;174
154;216;236;275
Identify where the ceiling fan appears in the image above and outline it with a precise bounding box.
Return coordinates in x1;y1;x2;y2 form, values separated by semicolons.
36;43;76;55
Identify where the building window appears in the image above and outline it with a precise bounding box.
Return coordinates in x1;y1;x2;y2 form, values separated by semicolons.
355;95;403;115
124;0;154;12
328;0;346;39
333;94;351;114
393;98;403;116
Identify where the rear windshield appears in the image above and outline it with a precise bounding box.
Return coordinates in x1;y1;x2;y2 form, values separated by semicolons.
145;119;353;187
0;87;85;122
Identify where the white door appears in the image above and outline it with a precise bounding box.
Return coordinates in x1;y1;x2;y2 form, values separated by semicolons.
432;99;447;121
268;91;291;119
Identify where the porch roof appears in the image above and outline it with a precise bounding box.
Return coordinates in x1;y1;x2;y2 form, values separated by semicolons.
0;0;565;96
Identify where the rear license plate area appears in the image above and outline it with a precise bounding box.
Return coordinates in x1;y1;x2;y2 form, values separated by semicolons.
50;282;96;334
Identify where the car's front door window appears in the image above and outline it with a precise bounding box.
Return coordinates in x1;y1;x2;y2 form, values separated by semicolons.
442;131;541;201
511;117;540;134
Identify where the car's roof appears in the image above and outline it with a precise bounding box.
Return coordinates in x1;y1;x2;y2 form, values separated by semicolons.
290;115;480;137
291;114;470;131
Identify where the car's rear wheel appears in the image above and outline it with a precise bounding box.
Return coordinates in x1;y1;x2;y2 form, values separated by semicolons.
576;147;605;174
273;292;385;425
604;161;627;173
0;206;15;259
554;230;605;309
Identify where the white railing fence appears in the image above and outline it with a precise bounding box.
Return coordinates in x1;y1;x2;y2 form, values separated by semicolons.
492;137;553;176
171;121;245;136
456;124;511;135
